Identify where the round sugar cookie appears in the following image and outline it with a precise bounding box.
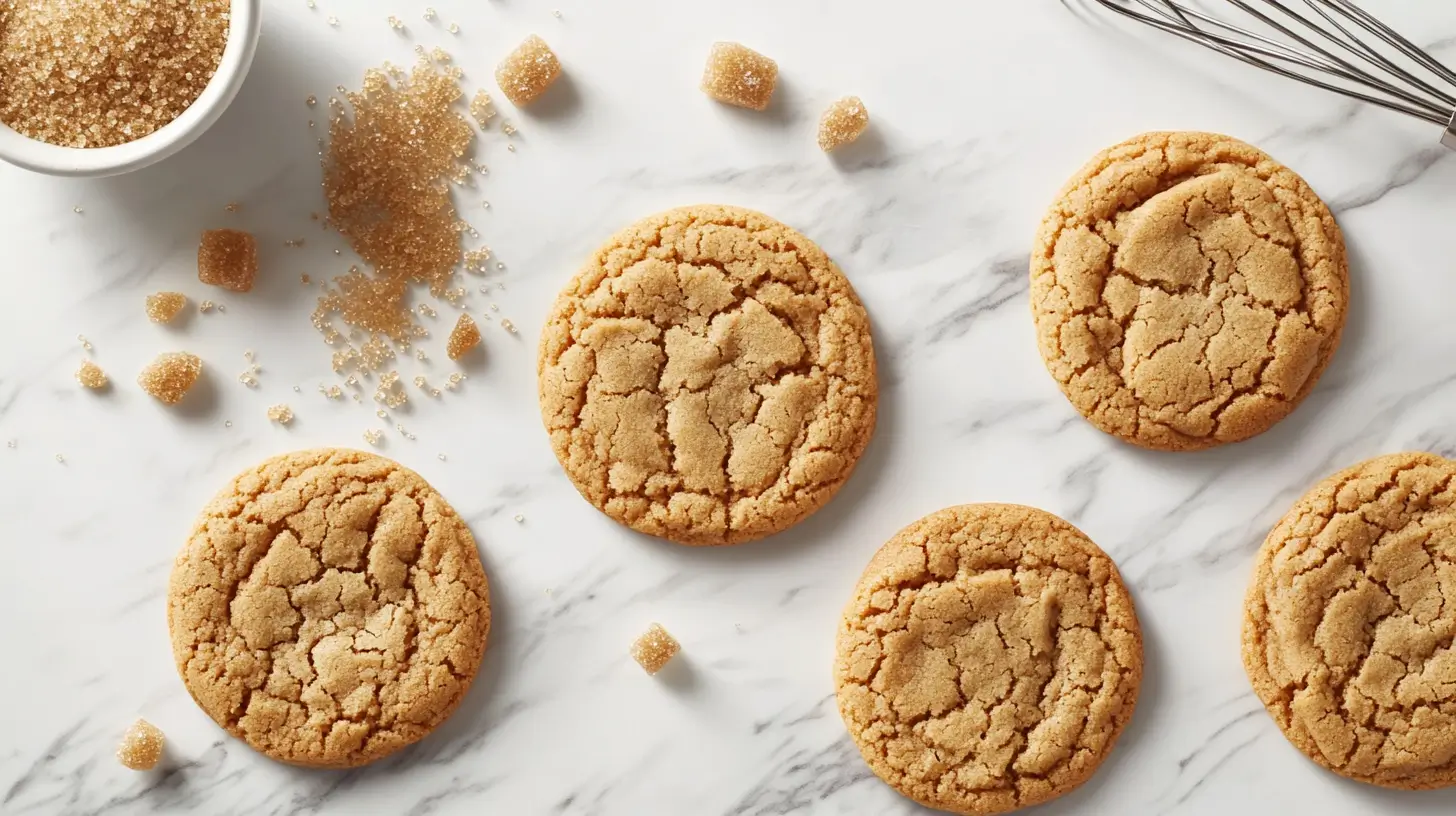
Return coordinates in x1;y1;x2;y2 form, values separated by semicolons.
1031;131;1348;451
167;448;491;768
835;504;1143;815
1244;452;1456;790
538;204;877;546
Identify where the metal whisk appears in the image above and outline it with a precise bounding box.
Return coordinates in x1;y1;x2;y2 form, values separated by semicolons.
1090;0;1456;147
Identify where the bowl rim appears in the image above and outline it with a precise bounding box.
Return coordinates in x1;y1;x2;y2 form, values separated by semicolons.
0;0;263;178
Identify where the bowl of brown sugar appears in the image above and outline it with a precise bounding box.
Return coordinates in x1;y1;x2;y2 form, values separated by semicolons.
0;0;262;177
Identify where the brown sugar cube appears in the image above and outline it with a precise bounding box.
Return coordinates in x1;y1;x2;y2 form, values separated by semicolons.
446;314;481;360
145;291;188;323
139;352;202;405
630;623;680;675
198;229;258;293
116;719;165;771
701;42;777;111
75;360;108;389
818;96;869;152
495;35;562;107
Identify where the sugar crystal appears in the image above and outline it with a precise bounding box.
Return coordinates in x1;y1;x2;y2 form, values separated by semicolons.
145;292;188;323
446;314;481;360
116;719;165;771
76;360;108;390
138;352;202;405
199;230;259;293
267;404;294;425
818;96;869;152
701;42;777;111
495;35;562;107
631;623;681;675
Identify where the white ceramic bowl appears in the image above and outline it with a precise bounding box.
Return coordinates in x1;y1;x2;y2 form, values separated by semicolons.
0;0;262;177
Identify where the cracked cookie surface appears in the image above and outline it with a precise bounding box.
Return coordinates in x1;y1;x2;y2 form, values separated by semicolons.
1031;131;1347;451
1243;452;1456;789
167;448;491;768
538;205;877;546
835;504;1142;815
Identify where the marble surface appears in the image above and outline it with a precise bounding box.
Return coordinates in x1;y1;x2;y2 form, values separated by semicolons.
4;1;1456;814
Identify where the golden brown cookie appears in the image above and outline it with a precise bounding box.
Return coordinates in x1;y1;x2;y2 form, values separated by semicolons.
167;448;491;768
1031;131;1348;451
835;504;1143;815
1243;452;1456;790
538;205;877;546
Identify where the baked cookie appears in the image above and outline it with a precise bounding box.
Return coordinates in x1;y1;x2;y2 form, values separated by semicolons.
538;205;877;546
835;504;1143;815
1244;452;1456;790
167;448;491;768
1031;131;1348;451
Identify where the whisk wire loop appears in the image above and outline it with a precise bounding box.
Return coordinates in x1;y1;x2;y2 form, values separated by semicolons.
1091;0;1456;130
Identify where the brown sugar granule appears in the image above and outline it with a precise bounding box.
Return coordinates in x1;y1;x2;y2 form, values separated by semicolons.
495;35;562;107
631;623;680;675
446;314;480;360
0;0;230;148
116;719;165;771
198;230;259;293
146;292;189;323
75;360;107;389
139;352;202;405
817;96;869;152
266;404;293;425
701;42;777;111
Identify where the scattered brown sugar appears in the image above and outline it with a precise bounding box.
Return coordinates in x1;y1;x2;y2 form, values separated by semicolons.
630;623;680;675
145;292;188;323
363;428;384;446
198;230;259;293
138;352;202;405
374;370;408;408
496;35;562;107
317;60;473;362
75;360;108;389
116;719;165;771
315;269;412;342
0;0;230;148
469;90;496;127
446;314;481;360
266;404;293;425
818;96;869;152
701;42;777;111
324;59;470;296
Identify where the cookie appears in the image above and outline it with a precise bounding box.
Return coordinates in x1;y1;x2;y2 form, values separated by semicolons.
538;205;877;546
1031;131;1348;451
1243;452;1456;789
835;504;1143;815
167;448;491;768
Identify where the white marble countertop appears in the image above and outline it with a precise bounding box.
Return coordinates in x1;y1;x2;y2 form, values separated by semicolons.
4;1;1456;814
